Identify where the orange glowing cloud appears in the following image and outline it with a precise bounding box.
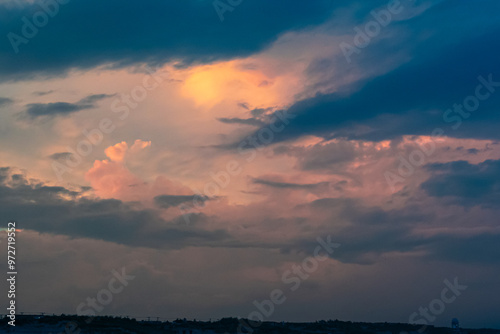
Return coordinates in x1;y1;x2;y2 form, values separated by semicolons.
180;60;300;109
104;141;128;162
104;140;152;162
130;139;152;152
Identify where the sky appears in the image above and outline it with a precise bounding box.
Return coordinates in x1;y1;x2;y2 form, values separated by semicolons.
0;0;499;329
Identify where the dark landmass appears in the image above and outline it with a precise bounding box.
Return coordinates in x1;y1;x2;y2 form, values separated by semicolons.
1;315;499;334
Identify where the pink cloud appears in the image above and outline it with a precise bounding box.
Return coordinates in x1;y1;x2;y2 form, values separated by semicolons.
130;139;152;152
86;141;191;204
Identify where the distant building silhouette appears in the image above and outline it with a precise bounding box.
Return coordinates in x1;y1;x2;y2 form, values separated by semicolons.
452;318;460;332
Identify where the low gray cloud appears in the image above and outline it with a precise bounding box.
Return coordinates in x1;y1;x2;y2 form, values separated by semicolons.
274;140;360;171
20;93;114;120
48;152;74;161
289;197;500;265
0;167;229;249
32;90;54;96
421;159;500;207
252;177;328;190
0;97;13;106
154;194;209;209
217;117;265;127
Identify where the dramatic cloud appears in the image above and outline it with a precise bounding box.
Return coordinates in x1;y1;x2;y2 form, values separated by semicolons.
1;0;500;328
242;9;500;144
422;159;500;207
0;0;339;80
3;165;499;267
0;167;229;249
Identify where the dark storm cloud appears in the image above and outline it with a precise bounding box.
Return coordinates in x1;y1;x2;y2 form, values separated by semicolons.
0;0;339;80
20;93;114;120
0;167;229;249
421;159;500;207
242;4;500;144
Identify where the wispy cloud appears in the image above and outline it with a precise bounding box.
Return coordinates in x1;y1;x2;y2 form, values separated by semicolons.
0;97;13;107
19;93;115;121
